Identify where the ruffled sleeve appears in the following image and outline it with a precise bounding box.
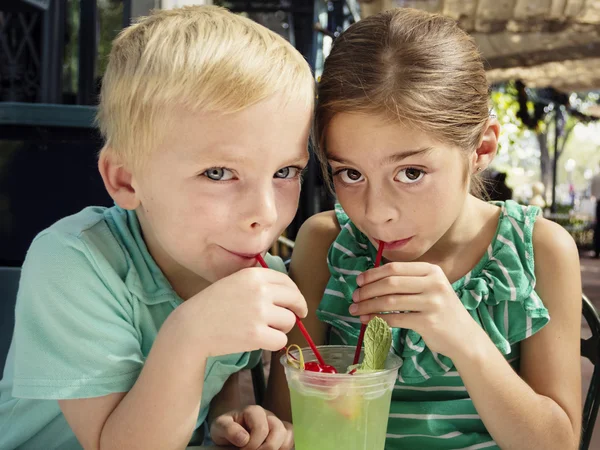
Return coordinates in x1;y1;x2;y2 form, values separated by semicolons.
451;201;549;355
317;200;550;384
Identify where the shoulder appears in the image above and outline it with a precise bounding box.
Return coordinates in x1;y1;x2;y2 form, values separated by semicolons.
300;210;340;233
290;211;340;280
296;210;341;247
23;206;129;292
27;207;110;263
532;217;578;266
16;214;133;334
532;217;581;310
264;253;286;274
47;206;112;237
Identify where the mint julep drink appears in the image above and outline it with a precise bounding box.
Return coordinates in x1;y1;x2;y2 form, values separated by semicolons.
281;317;402;450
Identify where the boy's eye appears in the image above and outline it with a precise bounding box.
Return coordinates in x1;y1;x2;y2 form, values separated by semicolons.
395;168;425;184
274;167;300;179
337;169;364;184
204;167;234;181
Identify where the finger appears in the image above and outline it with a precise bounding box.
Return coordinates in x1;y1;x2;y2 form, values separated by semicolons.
268;285;308;319
362;312;422;330
257;327;289;352
267;305;297;334
281;422;294;450
250;282;307;319
211;415;250;448
353;276;427;302
349;294;425;317
357;262;433;286
242;406;270;450
246;267;301;288
257;415;286;450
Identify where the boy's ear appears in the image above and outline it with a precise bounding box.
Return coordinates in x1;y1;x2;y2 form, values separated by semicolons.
471;118;500;173
98;148;140;210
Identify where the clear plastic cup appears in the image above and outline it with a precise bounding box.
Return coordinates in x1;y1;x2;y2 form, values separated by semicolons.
281;345;401;450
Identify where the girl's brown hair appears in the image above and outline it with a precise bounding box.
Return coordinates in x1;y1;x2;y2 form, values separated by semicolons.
315;8;490;196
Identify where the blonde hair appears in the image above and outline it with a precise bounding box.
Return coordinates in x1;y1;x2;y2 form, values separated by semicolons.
315;8;490;196
97;5;314;168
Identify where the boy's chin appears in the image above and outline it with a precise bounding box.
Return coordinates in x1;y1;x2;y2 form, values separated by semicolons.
209;260;260;281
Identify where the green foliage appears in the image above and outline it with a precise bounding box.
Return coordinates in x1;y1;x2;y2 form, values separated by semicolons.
490;82;600;197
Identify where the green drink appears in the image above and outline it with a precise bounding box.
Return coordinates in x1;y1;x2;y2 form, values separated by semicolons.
281;345;401;450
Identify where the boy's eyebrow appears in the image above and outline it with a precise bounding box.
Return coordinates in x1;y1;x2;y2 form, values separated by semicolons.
286;153;311;166
196;149;309;166
327;147;434;165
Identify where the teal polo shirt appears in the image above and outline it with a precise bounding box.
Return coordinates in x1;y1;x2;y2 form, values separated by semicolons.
0;206;283;449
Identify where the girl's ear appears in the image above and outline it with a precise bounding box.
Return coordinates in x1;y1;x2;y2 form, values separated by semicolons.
471;118;500;173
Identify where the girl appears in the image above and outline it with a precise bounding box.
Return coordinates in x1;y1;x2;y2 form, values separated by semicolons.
266;8;582;450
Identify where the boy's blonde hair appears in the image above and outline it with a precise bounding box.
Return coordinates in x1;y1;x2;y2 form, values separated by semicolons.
315;8;490;197
97;5;314;168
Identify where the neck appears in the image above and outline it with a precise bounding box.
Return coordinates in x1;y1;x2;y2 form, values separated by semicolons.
418;196;500;278
162;265;211;301
136;211;211;301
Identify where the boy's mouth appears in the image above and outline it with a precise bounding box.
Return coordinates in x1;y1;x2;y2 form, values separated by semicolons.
223;248;263;260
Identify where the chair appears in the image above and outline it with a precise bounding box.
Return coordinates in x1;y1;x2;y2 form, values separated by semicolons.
581;293;600;449
251;358;267;406
0;266;20;370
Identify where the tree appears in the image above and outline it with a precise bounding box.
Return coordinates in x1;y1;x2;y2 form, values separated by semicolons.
492;82;598;210
490;85;541;195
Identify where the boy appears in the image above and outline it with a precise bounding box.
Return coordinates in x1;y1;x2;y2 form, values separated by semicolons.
0;6;313;449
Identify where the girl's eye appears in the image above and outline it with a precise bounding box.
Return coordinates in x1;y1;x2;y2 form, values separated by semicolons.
395;168;425;184
203;168;234;181
337;169;364;184
275;167;301;179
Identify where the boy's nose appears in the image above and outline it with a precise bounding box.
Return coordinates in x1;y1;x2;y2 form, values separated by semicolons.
243;185;278;231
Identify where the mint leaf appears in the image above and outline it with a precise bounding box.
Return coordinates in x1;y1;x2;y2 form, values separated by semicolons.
360;317;392;371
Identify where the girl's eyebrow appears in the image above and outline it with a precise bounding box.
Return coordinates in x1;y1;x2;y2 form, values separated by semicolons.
327;147;434;165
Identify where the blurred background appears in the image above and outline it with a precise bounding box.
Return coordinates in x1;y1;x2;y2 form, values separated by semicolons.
1;0;599;264
1;0;600;444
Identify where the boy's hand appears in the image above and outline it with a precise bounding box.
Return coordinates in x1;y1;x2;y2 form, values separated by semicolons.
184;267;307;356
210;405;294;450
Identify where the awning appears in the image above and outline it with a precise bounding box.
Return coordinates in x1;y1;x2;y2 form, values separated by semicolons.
358;0;600;92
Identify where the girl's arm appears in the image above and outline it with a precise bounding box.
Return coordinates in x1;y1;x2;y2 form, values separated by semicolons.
264;211;340;422
453;218;581;449
208;372;242;425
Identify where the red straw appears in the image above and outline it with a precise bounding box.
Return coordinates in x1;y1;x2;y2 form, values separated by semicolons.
352;241;385;365
255;255;326;367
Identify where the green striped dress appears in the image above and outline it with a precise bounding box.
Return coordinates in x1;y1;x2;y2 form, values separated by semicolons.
316;200;550;450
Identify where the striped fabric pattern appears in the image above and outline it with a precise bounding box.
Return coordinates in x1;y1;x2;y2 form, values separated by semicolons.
316;201;550;449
